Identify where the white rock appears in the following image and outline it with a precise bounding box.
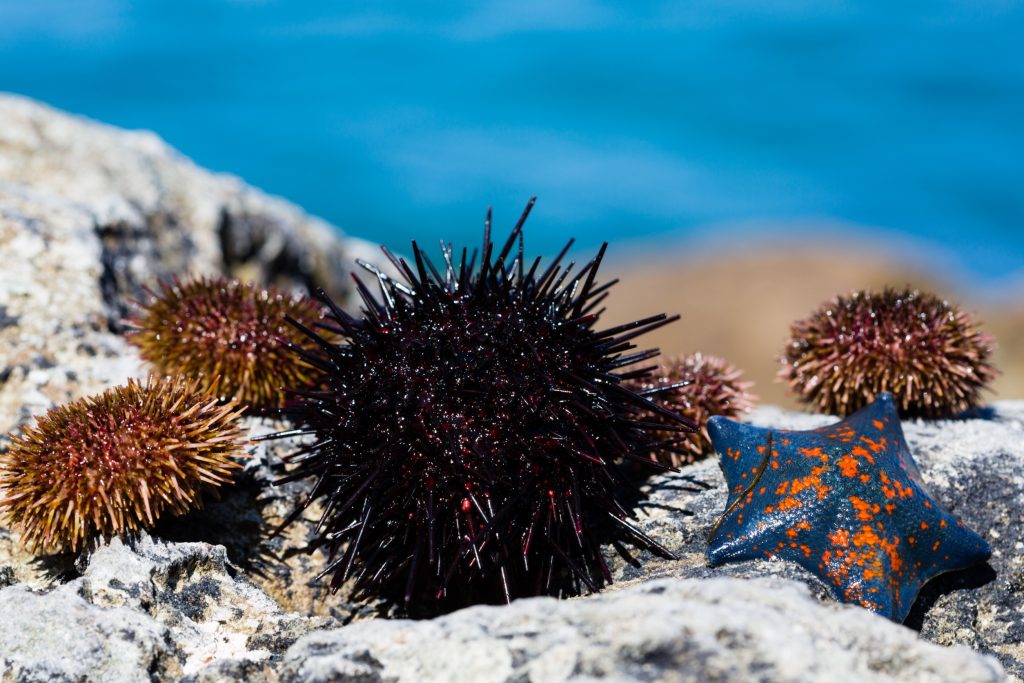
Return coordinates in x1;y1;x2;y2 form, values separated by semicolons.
282;576;1006;683
0;94;385;435
0;583;172;682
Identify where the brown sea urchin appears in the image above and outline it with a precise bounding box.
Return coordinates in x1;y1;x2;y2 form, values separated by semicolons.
779;287;996;418
0;376;247;552
262;200;695;615
628;353;755;466
126;276;330;409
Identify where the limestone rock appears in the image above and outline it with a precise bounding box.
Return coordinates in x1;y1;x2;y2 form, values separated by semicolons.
81;536;331;676
0;583;172;682
281;576;1005;683
0;93;380;309
0;183;142;440
0;93;382;437
0;535;330;682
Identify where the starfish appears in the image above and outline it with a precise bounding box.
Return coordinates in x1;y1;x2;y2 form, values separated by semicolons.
705;392;991;622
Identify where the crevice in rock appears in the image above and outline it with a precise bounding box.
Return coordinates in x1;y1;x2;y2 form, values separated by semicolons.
218;209;318;293
0;305;19;330
95;210;196;333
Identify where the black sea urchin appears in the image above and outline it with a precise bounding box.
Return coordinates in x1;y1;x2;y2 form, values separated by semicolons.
779;287;996;418
627;353;755;466
0;376;247;552
263;199;694;615
126;276;330;409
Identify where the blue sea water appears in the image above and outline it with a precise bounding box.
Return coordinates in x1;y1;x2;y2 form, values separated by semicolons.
1;1;1022;288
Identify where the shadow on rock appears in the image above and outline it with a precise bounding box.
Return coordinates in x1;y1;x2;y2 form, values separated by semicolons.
904;562;998;631
152;470;278;577
29;551;80;585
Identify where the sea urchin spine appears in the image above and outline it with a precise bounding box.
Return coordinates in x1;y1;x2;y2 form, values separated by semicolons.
262;199;695;614
627;353;756;466
0;375;247;552
779;287;996;418
126;275;331;409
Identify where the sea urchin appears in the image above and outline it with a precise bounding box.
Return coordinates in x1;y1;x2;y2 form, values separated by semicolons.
126;276;330;409
779;287;996;418
264;199;694;614
627;353;756;466
0;375;247;552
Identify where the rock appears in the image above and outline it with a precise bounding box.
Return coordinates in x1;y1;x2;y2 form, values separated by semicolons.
281;576;1004;683
0;582;173;682
0;93;383;437
610;403;1024;679
0;535;330;682
0;182;141;435
0;93;383;305
82;536;331;676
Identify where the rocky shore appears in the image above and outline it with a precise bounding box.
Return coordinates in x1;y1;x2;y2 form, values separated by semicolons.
0;95;1019;682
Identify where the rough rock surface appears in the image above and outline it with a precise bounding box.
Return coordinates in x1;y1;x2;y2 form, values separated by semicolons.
0;93;383;437
282;576;1004;683
0;581;170;682
0;535;330;682
0;96;1019;682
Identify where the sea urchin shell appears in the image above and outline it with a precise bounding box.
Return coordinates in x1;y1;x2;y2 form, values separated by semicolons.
627;353;755;466
779;287;996;418
0;375;247;552
263;199;694;614
126;276;330;409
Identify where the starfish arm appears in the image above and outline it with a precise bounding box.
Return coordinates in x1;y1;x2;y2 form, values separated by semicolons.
708;512;807;566
852;393;928;485
707;416;770;501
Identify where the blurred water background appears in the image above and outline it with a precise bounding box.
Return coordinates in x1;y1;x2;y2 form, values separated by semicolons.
2;0;1022;297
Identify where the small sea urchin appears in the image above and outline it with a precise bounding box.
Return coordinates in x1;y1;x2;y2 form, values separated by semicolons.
0;376;247;552
264;200;694;614
627;353;755;466
779;287;996;418
126;276;330;409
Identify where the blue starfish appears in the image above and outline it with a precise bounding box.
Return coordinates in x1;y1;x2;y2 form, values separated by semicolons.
706;392;991;622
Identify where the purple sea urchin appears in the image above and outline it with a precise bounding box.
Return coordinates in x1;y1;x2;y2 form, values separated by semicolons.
263;200;694;614
627;353;756;466
126;276;330;409
779;287;996;418
0;376;247;552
